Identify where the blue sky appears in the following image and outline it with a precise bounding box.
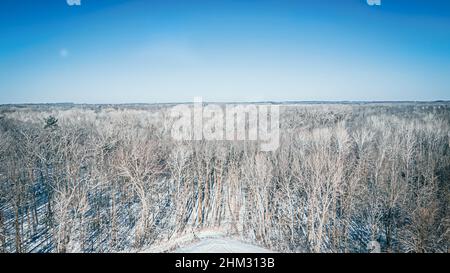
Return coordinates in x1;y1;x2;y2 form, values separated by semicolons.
0;0;449;103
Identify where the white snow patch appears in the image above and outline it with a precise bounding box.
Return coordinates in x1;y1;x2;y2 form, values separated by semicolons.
174;237;273;253
141;229;273;253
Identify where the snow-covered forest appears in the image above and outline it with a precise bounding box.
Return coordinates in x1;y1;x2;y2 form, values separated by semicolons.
0;103;448;253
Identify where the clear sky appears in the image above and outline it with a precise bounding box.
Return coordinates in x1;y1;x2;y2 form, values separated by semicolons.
0;0;449;103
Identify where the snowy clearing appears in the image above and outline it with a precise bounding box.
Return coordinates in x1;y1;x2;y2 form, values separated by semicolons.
174;238;273;253
141;229;273;253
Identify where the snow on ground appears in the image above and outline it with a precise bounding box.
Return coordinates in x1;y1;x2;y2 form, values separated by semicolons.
174;237;273;253
141;229;273;253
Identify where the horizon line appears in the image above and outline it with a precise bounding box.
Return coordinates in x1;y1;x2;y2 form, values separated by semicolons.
1;100;450;106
